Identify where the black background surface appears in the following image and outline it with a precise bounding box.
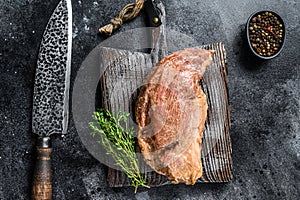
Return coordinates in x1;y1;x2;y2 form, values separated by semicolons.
0;0;299;199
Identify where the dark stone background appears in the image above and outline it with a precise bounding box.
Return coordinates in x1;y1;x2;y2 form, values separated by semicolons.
0;0;299;199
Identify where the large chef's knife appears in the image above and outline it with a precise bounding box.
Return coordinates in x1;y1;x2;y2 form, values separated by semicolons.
31;0;72;199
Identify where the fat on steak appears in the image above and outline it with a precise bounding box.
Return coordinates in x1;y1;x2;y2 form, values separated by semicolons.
135;48;214;184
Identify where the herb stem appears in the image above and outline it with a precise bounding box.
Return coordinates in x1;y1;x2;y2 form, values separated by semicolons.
89;109;149;192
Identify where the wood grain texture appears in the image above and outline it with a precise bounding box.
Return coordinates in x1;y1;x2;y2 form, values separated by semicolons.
32;148;52;200
99;43;232;187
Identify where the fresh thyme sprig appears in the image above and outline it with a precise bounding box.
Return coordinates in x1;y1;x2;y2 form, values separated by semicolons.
89;109;149;193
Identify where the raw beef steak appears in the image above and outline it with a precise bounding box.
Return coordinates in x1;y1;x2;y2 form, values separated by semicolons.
135;48;214;184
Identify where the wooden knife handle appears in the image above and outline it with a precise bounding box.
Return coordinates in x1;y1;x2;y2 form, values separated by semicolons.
32;137;52;200
144;0;162;27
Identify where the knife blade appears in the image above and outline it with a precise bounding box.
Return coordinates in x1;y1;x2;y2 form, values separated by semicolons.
31;0;72;199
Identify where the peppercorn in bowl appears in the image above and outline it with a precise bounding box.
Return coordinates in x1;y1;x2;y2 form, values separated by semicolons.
246;10;285;59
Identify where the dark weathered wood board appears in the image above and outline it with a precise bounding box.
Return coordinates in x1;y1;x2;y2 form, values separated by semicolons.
99;43;232;187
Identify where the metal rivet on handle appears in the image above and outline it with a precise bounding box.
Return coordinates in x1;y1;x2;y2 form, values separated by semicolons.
153;17;159;24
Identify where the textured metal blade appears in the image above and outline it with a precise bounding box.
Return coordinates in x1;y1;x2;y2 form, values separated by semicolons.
32;0;72;136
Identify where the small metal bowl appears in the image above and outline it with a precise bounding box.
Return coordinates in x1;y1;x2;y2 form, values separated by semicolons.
246;10;286;59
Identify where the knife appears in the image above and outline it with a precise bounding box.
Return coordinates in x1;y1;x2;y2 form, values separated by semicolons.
145;0;168;63
31;0;72;199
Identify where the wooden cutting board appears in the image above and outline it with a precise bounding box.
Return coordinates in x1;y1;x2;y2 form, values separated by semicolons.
98;42;232;187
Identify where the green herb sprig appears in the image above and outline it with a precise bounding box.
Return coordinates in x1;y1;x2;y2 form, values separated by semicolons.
89;109;149;192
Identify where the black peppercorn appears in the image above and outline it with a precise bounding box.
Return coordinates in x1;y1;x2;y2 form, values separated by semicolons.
248;11;285;58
